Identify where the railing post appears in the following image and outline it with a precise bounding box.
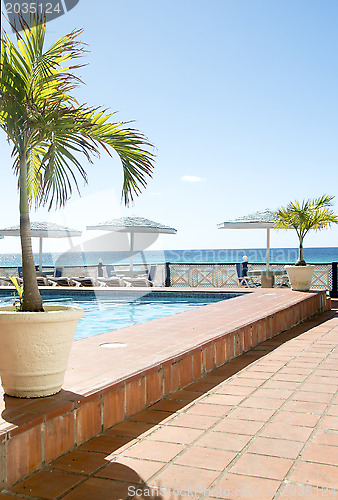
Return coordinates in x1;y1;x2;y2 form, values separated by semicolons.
331;262;337;297
165;262;171;287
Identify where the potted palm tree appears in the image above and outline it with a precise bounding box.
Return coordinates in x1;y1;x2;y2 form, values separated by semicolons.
274;195;338;291
0;18;154;397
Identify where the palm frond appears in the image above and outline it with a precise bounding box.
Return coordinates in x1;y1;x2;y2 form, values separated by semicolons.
275;195;338;240
0;16;155;209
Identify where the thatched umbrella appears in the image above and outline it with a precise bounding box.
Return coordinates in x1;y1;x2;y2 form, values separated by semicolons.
218;209;277;272
87;216;177;271
0;221;82;271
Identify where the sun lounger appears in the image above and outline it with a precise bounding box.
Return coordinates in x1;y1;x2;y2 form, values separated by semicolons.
0;276;23;286
71;277;105;287
1;266;59;287
47;276;77;286
18;265;39;277
97;277;126;287
45;267;75;286
0;277;11;285
105;265;115;277
235;264;259;288
122;277;152;287
122;266;156;287
1;274;49;287
36;276;51;286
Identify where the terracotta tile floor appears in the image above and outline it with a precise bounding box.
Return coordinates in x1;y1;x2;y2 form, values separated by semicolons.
1;299;337;499
0;287;320;437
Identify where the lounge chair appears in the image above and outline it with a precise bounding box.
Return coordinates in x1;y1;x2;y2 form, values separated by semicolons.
36;276;51;286
17;265;55;286
235;264;259;288
122;265;156;287
71;277;106;287
275;271;290;288
1;267;49;287
0;267;31;286
18;266;39;279
47;268;76;287
105;265;115;277
97;276;126;287
0;276;23;286
48;276;76;286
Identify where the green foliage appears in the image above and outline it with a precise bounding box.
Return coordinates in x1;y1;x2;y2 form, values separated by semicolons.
0;15;155;311
275;195;338;265
9;277;23;311
0;18;155;208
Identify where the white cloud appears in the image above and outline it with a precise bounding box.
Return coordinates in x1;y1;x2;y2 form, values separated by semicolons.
181;175;207;183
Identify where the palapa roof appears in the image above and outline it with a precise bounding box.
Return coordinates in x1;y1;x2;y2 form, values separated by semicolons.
87;216;177;234
218;209;277;229
0;221;82;238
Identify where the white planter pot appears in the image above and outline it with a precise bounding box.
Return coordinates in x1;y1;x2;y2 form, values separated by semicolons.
285;265;315;292
0;305;83;398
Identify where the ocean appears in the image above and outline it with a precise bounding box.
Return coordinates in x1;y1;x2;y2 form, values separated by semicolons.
0;247;337;267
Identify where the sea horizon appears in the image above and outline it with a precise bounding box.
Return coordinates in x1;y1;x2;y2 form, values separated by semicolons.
0;246;337;267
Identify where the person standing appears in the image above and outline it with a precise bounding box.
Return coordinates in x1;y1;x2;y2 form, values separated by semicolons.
242;255;248;277
98;259;104;277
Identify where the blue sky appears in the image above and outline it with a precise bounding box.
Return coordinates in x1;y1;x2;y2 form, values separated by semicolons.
0;0;338;254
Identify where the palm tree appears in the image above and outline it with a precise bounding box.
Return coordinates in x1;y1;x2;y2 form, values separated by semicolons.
274;195;338;266
0;18;155;312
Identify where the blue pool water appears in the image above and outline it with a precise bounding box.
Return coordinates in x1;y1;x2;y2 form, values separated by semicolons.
0;291;241;340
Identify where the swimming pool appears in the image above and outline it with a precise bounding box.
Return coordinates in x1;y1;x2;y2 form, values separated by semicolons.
0;290;242;340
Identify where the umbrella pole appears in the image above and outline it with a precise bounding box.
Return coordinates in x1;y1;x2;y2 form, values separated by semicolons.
266;228;270;273
129;232;134;271
39;237;43;273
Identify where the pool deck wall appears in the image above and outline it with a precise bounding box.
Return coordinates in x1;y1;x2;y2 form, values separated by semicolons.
0;287;330;489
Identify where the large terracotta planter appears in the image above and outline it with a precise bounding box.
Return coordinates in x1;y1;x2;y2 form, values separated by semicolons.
0;305;83;398
285;265;315;292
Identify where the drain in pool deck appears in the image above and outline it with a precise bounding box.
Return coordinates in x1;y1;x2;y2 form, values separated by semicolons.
99;342;128;348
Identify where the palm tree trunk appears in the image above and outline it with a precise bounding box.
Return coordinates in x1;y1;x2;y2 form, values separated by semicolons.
296;237;306;266
19;154;44;312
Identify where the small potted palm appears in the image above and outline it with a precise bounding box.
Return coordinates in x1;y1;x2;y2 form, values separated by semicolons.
0;18;154;397
274;195;338;291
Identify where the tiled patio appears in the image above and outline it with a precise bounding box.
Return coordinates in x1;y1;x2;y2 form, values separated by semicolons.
0;289;336;498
